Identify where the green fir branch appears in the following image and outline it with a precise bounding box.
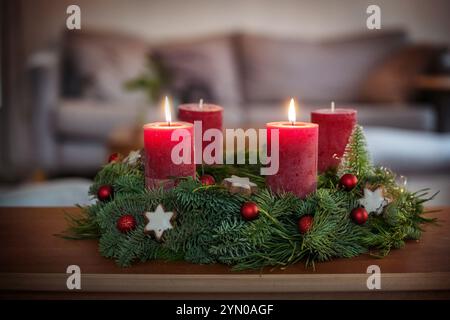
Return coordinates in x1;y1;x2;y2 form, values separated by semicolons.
60;126;437;269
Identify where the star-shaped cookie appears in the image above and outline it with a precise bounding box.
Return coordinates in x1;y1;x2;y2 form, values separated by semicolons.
144;204;175;241
223;175;258;195
359;187;389;215
123;150;141;165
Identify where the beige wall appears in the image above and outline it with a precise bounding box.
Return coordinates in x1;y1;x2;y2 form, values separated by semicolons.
22;0;450;57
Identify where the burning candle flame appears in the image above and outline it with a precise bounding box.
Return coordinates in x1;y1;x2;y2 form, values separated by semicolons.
288;98;296;125
164;96;172;125
331;101;335;112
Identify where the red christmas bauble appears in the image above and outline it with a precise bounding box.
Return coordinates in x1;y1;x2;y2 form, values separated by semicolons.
97;185;113;202
298;215;314;234
199;174;215;186
116;214;136;233
339;173;358;191
351;207;368;225
240;201;260;221
108;152;120;163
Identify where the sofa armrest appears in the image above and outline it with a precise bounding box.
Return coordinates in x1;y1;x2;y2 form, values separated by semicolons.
28;50;61;172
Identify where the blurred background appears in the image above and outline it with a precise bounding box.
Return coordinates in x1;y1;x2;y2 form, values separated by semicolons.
1;0;450;206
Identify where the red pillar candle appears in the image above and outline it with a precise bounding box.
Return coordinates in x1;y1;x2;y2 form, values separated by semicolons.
311;102;357;172
178;100;223;152
143;97;196;189
266;99;318;199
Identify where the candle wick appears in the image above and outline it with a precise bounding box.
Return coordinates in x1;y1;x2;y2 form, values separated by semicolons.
199;98;204;109
331;101;335;112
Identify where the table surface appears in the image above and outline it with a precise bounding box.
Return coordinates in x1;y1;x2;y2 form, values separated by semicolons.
0;207;449;299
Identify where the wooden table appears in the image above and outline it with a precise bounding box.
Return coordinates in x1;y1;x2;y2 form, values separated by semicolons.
0;207;449;299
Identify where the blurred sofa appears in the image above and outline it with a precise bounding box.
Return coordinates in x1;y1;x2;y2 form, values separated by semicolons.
29;29;445;175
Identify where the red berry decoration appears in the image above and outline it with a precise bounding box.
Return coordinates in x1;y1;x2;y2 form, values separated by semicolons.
97;185;113;202
339;173;358;191
240;201;260;221
108;152;120;163
351;207;368;225
116;214;137;233
298;215;314;234
199;174;215;186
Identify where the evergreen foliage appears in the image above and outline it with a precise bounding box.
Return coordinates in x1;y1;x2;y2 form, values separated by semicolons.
338;125;373;179
62;127;435;269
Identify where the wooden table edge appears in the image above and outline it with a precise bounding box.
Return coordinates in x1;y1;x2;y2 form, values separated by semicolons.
1;272;449;293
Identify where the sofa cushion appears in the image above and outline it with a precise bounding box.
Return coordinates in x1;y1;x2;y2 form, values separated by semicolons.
0;178;94;207
62;30;149;104
365;127;450;173
58;141;107;173
244;103;436;131
56;99;142;141
238;31;407;104
153;35;242;106
360;44;444;103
